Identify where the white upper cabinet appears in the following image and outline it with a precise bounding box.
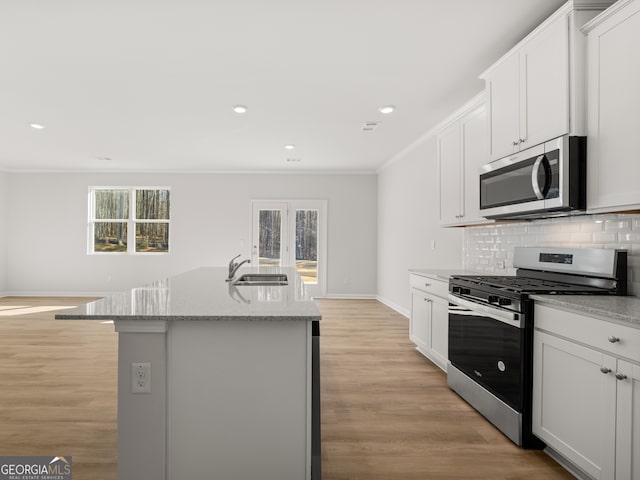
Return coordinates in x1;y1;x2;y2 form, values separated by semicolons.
438;96;491;226
521;15;569;148
462;105;488;223
584;0;640;213
480;1;609;161
485;53;521;160
439;120;463;225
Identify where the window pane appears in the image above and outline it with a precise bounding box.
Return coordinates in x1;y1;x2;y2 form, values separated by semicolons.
136;223;169;253
136;189;170;220
95;190;129;219
258;210;281;267
94;222;128;252
295;209;318;283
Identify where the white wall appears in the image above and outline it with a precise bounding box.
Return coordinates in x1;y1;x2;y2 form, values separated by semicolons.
5;172;377;296
0;171;7;293
377;136;463;315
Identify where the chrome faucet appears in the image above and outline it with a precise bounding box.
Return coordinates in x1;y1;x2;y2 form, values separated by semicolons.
226;254;251;281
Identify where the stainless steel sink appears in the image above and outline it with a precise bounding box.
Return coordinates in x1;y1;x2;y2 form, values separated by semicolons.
232;273;288;286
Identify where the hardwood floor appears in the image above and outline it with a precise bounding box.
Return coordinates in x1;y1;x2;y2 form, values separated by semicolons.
0;296;574;479
316;298;573;480
0;296;117;480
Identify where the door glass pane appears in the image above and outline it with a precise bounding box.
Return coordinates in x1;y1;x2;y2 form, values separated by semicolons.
94;222;128;252
480;158;538;209
295;209;318;283
258;210;282;267
135;223;169;253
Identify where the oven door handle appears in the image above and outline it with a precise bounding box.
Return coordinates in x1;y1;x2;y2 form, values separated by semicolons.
448;294;524;328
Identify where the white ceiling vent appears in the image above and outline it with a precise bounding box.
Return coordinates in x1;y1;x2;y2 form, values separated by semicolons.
361;121;380;132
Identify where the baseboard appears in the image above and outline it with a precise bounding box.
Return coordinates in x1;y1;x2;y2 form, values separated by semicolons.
376;295;409;318
3;291;111;297
317;293;377;300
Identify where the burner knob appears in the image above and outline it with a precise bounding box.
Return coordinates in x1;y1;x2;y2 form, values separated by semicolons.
488;295;499;303
498;298;512;306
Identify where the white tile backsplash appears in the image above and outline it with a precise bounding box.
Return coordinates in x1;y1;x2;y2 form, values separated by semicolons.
464;214;640;296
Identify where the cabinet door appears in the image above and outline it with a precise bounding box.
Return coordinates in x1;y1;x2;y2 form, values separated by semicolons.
438;122;462;225
520;13;569;150
486;53;520;160
587;0;640;212
615;360;640;480
461;105;488;224
410;289;431;353
427;295;449;372
533;330;616;480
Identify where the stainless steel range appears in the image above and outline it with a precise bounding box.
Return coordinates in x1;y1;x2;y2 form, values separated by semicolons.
447;247;627;448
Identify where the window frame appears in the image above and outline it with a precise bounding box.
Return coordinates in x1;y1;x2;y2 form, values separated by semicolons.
88;186;171;255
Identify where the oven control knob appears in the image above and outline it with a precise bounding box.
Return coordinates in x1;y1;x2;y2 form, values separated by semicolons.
498;298;512;306
488;295;499;303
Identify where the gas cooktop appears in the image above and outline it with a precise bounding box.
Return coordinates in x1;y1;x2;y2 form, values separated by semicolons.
450;274;611;295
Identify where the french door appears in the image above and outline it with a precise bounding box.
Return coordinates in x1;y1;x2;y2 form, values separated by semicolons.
251;200;327;297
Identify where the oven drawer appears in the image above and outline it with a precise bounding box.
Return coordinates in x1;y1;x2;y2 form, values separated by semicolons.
535;304;640;363
409;274;449;299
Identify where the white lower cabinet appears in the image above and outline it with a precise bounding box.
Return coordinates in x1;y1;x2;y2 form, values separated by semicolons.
409;274;449;371
533;304;640;480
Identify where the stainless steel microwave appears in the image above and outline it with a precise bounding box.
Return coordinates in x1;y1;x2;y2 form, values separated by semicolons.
479;135;586;219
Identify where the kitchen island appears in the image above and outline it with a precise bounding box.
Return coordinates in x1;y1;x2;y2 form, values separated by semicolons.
56;267;321;480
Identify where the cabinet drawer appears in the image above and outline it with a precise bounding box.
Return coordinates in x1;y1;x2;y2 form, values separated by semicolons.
535;304;640;363
409;274;449;299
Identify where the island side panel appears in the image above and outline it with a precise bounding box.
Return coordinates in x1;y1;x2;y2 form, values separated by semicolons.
116;330;168;480
168;320;311;480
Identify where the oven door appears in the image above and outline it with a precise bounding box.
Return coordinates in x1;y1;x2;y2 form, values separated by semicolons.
448;295;524;411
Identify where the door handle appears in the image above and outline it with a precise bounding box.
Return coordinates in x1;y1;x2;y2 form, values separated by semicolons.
531;154;551;200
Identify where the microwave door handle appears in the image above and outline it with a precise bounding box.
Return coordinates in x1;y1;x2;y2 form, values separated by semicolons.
531;155;552;200
531;155;546;200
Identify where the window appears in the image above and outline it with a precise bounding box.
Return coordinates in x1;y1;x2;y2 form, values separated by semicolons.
89;187;170;254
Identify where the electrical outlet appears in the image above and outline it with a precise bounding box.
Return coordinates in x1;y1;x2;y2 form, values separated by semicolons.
131;362;151;394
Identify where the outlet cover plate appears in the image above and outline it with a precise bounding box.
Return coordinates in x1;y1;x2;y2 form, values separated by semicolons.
131;362;151;394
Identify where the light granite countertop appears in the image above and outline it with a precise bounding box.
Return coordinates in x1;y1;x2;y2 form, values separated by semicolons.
530;294;640;329
409;268;479;282
56;267;321;322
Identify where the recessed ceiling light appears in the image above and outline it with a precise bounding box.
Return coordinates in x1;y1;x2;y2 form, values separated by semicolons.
29;122;45;129
378;105;396;114
286;158;301;163
233;105;248;114
284;144;295;150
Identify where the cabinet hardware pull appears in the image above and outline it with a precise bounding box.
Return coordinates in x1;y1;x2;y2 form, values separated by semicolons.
424;283;431;287
600;367;612;374
512;140;519;146
608;336;620;343
615;373;627;381
519;138;526;144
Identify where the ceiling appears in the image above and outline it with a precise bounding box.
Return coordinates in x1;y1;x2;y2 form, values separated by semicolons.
0;0;567;173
